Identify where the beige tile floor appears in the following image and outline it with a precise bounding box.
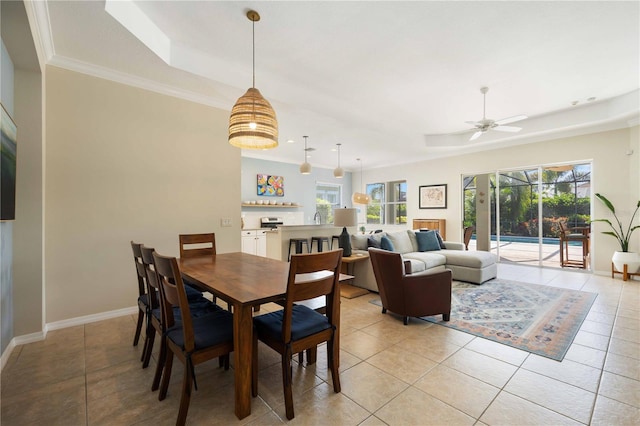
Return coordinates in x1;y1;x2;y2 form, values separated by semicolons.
2;263;639;425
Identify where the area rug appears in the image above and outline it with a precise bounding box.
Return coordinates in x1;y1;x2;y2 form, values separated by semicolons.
371;279;597;361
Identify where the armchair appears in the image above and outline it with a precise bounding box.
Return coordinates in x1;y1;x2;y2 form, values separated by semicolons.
369;248;452;325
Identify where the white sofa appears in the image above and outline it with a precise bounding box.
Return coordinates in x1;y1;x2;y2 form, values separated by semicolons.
350;229;497;291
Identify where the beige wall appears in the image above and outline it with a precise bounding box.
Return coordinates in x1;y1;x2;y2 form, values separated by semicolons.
13;69;44;335
45;67;241;323
360;126;639;274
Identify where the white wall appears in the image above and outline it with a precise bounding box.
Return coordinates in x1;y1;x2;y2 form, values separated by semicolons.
354;126;639;274
45;67;241;323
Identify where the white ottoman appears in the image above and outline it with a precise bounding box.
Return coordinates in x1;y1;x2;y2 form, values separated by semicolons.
442;250;497;284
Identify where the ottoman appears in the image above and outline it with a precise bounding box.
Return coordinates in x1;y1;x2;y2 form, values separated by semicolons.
442;250;497;284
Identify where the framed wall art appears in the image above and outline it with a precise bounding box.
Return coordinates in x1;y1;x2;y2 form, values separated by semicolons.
1;103;17;221
257;174;284;197
419;184;447;209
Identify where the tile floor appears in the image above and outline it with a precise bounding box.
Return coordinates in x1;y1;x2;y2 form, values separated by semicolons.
1;263;639;425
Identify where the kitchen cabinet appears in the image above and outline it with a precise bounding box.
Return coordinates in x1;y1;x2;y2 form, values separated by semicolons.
241;230;267;257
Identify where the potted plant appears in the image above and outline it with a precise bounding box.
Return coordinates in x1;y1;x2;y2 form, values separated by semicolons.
592;193;640;273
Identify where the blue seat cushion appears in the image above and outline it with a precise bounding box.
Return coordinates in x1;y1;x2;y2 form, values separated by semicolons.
184;282;205;301
138;294;149;308
166;310;234;351
151;299;223;323
253;305;331;342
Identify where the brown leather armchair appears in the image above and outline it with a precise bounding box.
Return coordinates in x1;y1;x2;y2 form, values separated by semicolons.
369;248;452;325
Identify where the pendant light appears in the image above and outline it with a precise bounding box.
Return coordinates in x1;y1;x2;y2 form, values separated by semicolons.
228;10;278;149
352;158;371;204
333;143;344;178
299;136;311;174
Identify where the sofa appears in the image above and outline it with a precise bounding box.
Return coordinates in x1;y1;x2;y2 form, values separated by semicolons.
349;229;497;291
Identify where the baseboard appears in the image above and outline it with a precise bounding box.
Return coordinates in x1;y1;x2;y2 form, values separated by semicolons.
1;305;138;372
46;306;138;331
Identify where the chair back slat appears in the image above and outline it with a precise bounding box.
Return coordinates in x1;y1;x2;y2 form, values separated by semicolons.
131;241;146;296
140;246;160;309
179;233;216;258
153;251;196;352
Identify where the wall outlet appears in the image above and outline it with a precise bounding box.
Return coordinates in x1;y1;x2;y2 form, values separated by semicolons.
221;218;232;227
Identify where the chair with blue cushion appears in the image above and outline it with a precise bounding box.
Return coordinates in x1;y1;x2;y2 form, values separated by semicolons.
140;246;222;376
252;249;343;420
369;247;452;325
131;241;149;349
153;251;234;426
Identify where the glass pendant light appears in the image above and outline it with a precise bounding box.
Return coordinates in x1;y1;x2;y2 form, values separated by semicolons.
352;158;370;204
333;143;344;178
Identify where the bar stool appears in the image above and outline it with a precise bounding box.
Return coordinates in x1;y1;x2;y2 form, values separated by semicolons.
559;221;589;269
310;236;330;253
331;235;341;250
288;238;310;261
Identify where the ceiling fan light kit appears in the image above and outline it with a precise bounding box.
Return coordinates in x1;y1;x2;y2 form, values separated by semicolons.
466;86;527;141
228;10;279;149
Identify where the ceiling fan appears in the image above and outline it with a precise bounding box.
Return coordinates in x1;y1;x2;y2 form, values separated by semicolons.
466;87;527;141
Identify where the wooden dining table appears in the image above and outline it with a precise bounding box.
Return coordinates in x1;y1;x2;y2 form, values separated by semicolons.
178;252;346;420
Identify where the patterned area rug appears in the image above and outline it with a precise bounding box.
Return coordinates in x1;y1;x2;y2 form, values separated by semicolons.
372;279;597;361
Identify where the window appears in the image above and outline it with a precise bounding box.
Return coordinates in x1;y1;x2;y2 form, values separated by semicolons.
316;182;341;224
366;180;407;225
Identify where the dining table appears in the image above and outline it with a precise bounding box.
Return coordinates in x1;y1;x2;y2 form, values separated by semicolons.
178;252;346;420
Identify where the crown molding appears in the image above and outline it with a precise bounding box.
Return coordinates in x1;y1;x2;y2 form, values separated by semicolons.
48;55;230;111
23;0;54;69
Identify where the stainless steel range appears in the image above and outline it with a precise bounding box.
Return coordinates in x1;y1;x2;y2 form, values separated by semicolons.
260;217;283;229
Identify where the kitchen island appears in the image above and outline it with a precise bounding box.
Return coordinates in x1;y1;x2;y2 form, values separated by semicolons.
266;224;357;260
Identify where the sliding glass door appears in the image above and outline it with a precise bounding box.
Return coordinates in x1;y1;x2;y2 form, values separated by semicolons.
463;162;591;268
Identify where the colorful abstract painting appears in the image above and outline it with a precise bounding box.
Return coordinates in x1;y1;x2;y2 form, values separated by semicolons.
1;104;17;221
257;174;284;197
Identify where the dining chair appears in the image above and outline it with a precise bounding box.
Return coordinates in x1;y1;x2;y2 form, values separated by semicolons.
152;251;234;426
252;249;343;420
140;246;222;373
131;241;149;349
179;232;228;307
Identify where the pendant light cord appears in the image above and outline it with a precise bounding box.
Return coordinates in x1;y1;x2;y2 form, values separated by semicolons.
252;19;256;88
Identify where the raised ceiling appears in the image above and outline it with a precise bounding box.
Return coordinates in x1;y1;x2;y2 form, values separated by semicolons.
32;1;640;170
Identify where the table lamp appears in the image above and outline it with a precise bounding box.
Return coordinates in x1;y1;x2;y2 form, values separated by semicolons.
334;208;357;257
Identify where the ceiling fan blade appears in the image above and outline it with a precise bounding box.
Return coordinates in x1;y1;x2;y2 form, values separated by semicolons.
469;131;483;141
494;125;522;133
495;115;527;125
465;121;480;126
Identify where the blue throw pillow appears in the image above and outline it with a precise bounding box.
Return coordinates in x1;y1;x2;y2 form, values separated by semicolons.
415;230;441;251
435;230;446;249
380;236;395;251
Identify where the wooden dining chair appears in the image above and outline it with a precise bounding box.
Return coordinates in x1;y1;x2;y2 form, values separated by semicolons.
252;249;343;420
130;241;150;351
152;251;234;426
179;233;216;258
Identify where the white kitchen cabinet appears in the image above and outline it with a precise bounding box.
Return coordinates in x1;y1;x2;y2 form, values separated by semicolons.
241;230;267;257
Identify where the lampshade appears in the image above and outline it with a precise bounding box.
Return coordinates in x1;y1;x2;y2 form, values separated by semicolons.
352;192;371;204
334;208;357;228
333;143;344;178
228;11;278;150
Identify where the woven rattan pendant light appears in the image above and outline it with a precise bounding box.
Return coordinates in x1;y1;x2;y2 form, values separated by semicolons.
352;158;370;204
228;10;278;149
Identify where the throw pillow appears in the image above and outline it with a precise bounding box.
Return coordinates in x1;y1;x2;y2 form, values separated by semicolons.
351;234;369;250
435;230;446;249
380;235;395;251
386;230;414;254
415;230;441;251
367;236;382;249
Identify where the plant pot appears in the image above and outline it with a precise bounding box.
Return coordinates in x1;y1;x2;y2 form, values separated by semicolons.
612;251;640;274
